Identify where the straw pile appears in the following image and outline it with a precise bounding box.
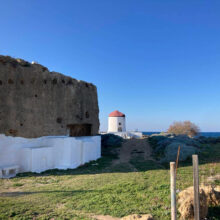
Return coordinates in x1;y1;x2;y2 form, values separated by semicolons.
178;186;220;220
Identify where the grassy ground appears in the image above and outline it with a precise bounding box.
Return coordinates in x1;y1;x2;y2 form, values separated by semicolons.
0;142;219;220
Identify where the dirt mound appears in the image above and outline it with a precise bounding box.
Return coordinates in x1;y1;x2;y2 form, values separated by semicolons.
178;186;220;220
121;214;154;220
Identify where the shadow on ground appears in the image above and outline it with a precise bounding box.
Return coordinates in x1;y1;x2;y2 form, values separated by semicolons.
0;189;93;197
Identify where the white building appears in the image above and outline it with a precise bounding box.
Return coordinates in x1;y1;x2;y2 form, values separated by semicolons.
107;110;143;139
108;110;126;132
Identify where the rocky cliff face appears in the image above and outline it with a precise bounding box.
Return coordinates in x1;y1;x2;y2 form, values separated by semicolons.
0;55;99;138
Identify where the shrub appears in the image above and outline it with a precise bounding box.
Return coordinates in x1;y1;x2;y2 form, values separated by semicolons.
101;134;123;148
167;121;200;137
148;135;167;149
101;134;123;159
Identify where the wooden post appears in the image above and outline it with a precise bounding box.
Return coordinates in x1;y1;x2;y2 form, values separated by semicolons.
170;162;177;220
192;155;200;220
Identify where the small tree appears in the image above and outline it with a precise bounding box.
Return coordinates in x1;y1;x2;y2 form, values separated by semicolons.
167;121;200;137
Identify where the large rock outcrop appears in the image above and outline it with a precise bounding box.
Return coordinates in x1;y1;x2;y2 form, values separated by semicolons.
0;55;99;138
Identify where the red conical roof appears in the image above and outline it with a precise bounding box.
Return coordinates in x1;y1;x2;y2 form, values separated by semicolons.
109;110;125;117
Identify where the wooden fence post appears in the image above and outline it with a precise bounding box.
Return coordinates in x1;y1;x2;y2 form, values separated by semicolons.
170;162;177;220
192;155;200;220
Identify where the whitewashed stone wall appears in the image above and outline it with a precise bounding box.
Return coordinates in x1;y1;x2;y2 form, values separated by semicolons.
0;134;101;175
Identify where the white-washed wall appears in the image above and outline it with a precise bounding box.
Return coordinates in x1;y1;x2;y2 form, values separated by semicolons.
0;134;101;174
108;131;143;139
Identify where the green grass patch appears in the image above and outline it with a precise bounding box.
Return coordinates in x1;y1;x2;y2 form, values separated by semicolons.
12;183;24;187
0;142;219;219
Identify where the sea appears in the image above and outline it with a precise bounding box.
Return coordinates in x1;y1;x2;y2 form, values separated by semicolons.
142;132;220;138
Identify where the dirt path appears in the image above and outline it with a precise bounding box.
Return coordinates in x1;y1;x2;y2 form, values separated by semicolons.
112;138;153;170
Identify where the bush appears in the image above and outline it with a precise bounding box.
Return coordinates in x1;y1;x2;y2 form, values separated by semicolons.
101;134;123;159
101;134;123;148
167;121;200;137
148;135;167;149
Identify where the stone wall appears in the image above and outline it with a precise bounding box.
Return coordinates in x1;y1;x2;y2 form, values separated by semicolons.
0;55;99;138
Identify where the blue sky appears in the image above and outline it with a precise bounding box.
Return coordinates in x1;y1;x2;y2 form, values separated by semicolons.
0;0;220;132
